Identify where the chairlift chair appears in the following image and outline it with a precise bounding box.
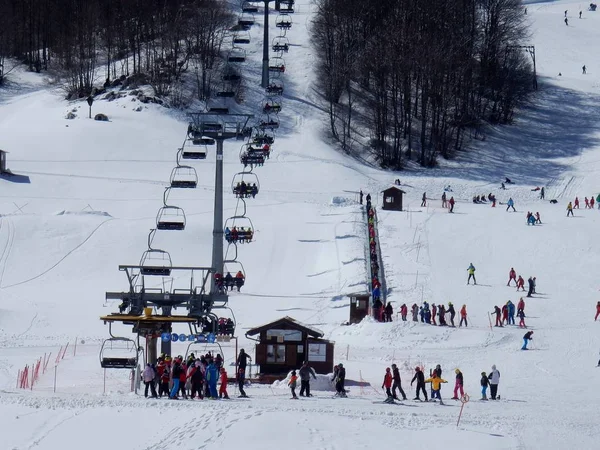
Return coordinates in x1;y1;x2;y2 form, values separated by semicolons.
223;72;242;82
263;99;282;114
276;15;292;29
156;188;186;231
99;337;139;369
233;31;251;45
139;230;173;276
228;48;247;63
238;15;255;28
224;216;255;244
258;119;279;130
232;172;260;198
265;82;284;96
241;0;258;13
279;2;295;13
272;36;290;53
252;130;275;146
222;260;246;293
216;91;236;98
268;56;286;73
182;139;208;159
241;142;270;160
208;106;231;114
170;165;198;188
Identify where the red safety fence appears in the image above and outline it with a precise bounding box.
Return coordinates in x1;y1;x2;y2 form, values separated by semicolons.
17;339;75;390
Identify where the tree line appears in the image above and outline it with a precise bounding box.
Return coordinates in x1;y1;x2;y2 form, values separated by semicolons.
0;0;234;101
311;0;534;168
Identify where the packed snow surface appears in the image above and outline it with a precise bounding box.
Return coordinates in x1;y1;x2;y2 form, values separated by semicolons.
1;0;600;449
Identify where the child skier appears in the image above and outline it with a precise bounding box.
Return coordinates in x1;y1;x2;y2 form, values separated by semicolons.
382;367;393;401
452;369;464;400
492;306;503;327
459;305;468;327
516;275;525;291
424;371;447;404
289;370;298;399
480;371;490;400
518;309;527;328
506;197;516;212
522;331;534;350
219;367;229;399
467;263;477;285
567;201;574;217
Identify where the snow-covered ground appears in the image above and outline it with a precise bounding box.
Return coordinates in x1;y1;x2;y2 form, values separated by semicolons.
1;0;600;449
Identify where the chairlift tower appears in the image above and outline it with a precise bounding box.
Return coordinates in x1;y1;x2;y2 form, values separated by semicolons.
188;113;253;292
259;0;292;88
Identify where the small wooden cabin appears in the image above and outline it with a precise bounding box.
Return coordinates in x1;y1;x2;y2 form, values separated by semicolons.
348;292;371;324
246;316;334;375
381;186;405;211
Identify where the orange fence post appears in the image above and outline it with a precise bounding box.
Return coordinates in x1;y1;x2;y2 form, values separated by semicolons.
456;393;470;427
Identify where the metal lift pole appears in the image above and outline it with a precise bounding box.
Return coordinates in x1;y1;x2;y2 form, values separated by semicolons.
211;138;225;293
261;0;270;88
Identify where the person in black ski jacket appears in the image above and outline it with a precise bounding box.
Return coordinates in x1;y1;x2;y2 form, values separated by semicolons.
447;303;456;327
299;362;317;397
391;364;407;400
411;367;428;401
237;349;252;371
332;364;346;396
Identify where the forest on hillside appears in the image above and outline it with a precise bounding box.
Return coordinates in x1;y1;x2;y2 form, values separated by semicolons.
312;0;534;168
0;0;234;101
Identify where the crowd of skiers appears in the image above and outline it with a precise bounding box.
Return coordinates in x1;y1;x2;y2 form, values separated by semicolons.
507;267;537;298
567;195;600;216
141;349;253;400
491;297;528;328
381;363;502;404
362;192;383;304
400;301;469;327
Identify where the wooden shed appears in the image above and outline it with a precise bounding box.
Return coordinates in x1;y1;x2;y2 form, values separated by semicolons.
348;292;371;324
246;316;334;375
381;186;405;211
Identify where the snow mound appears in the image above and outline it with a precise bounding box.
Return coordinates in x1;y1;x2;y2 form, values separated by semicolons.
331;196;353;206
55;210;113;217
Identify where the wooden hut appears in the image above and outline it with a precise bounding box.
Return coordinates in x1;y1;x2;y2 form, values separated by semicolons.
246;316;334;375
381;186;405;211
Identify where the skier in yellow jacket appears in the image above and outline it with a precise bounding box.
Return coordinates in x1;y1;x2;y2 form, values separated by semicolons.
424;372;448;404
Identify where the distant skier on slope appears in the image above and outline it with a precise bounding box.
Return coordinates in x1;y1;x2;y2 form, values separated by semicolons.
382;367;393;401
332;364;346;397
411;304;419;321
506;197;516;212
467;263;477;285
492;305;503;327
289;371;298;399
460;305;468;327
452;369;464;400
595;301;600;321
517;275;525;291
480;371;490;400
448;196;455;213
400;303;408;321
574;197;580;209
442;192;447;208
391;364;407;400
488;365;501;400
421;192;427;207
424;371;448;404
567;201;574;216
447;302;456;327
507;300;515;325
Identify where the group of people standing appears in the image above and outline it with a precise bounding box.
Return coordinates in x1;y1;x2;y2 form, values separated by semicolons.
491;297;528;328
401;302;468;327
567;195;600;216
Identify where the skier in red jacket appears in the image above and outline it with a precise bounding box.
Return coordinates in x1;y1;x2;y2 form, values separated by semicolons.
516;275;525;291
507;268;517;286
400;304;408;321
517;297;525;314
382;367;393;399
431;304;437;325
595;301;600;321
219;367;229;399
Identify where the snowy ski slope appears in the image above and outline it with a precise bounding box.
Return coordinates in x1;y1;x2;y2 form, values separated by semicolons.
1;0;600;448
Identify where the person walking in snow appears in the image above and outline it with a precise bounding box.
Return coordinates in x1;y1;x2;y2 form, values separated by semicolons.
400;303;408;321
574;197;580;209
585;197;590;208
565;17;569;25
442;192;447;208
522;331;534;350
540;187;545;199
391;364;407;400
535;212;542;224
449;196;455;213
518;297;525;314
425;371;448;404
506;197;516;212
595;301;600;321
517;308;527;328
411;367;428;401
431;303;437;325
507;300;515;325
299;361;317;397
565;9;568;16
516;275;525;291
459;304;468;327
289;371;299;399
332;363;346;396
492;306;503;327
359;190;363;205
438;304;447;326
421;192;427;207
567;201;574;216
237;367;248;398
488;365;500;400
143;364;158;398
502;304;509;325
480;371;490;400
467;263;477;285
582;64;586;73
384;302;394;322
382;367;393;399
507;267;517;286
411;304;419;322
452;369;464;400
219;367;230;399
580;10;583;19
447;302;456;327
527;276;534;297
591;195;596;209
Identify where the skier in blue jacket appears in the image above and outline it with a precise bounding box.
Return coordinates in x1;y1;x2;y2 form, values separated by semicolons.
507;301;515;325
206;361;219;399
506;198;516;212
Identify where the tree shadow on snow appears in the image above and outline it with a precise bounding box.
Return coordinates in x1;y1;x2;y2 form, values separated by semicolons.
422;81;600;186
